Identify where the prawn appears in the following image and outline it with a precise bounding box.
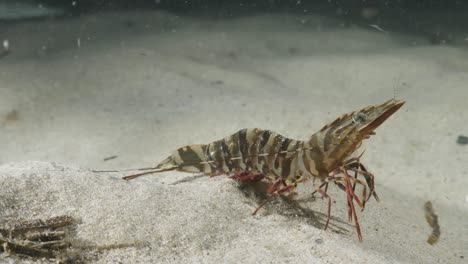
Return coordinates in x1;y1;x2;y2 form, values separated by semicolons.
120;99;405;241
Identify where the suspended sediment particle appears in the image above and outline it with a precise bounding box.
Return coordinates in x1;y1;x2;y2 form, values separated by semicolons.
457;135;468;145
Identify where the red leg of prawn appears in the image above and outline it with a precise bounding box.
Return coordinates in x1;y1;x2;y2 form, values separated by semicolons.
326;166;363;242
252;179;294;215
315;187;332;231
230;171;265;182
343;158;379;203
342;167;363;242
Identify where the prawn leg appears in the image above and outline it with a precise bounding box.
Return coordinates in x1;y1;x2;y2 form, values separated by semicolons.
230;171;265;182
252;179;295;215
344;159;379;202
340;166;363;242
314;187;332;231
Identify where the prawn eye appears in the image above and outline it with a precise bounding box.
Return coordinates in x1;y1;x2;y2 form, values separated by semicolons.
352;112;367;124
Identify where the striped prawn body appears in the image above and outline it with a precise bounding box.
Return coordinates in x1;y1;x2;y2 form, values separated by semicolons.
156;126;351;185
121;99;405;242
160;128;307;184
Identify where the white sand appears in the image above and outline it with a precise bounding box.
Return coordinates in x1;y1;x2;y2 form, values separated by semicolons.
1;11;467;263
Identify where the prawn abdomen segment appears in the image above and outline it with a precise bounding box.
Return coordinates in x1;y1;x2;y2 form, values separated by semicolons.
156;129;305;178
156;145;210;173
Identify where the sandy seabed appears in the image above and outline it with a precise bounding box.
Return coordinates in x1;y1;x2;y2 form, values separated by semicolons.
0;10;467;263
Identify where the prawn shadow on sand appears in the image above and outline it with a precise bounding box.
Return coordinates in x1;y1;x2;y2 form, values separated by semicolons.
169;174;353;237
233;180;351;237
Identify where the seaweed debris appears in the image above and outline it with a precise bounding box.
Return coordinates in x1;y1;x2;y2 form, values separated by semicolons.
424;201;440;245
0;215;142;263
0;215;75;260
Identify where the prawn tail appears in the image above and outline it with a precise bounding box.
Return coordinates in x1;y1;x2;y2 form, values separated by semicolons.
123;142;216;181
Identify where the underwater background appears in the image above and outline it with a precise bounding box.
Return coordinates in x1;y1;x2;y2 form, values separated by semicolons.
1;1;467;263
